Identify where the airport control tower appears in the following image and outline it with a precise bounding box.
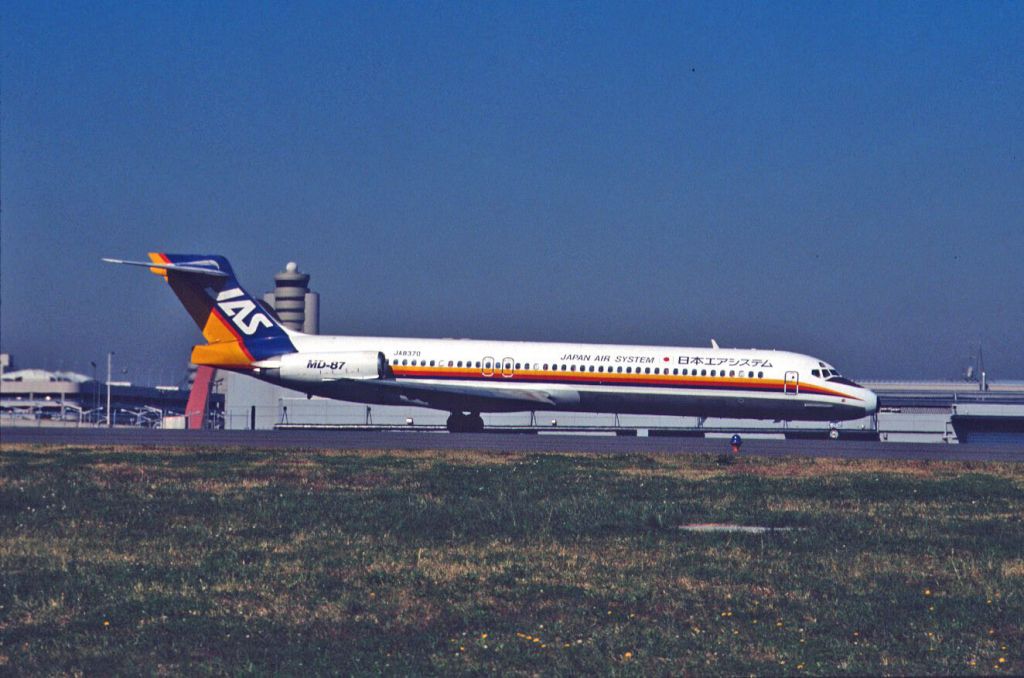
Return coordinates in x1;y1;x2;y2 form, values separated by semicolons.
262;262;319;334
213;261;320;430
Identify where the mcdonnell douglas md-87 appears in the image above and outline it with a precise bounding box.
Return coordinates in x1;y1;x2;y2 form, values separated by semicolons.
106;253;878;432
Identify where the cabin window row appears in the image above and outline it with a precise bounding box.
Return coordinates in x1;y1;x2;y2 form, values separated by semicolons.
385;358;763;379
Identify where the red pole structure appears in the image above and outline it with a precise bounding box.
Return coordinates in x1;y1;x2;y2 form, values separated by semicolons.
185;366;215;429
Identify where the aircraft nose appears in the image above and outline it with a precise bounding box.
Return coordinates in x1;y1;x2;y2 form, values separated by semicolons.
863;389;879;416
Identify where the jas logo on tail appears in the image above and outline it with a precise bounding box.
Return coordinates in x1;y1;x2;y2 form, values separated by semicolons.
215;288;273;335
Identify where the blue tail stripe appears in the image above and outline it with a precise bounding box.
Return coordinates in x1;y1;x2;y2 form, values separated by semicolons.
162;253;297;360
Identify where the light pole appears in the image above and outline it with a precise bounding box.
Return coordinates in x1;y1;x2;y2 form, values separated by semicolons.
106;352;114;427
90;361;98;424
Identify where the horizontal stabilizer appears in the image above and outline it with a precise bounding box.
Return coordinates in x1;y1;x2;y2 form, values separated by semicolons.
102;258;229;278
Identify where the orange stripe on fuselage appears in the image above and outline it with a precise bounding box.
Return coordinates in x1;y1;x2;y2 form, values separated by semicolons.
388;366;861;401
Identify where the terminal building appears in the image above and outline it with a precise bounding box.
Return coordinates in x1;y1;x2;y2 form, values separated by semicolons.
0;359;217;427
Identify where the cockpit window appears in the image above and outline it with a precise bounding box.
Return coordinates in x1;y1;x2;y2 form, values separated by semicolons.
819;366;862;387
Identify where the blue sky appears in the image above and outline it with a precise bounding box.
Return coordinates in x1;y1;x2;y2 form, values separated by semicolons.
2;1;1022;383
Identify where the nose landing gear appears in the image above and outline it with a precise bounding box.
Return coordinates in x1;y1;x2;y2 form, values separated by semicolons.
446;412;485;433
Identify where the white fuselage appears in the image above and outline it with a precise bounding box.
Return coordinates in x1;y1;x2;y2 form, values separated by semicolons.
256;333;878;422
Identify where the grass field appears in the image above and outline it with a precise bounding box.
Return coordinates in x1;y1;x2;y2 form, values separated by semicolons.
1;444;1022;675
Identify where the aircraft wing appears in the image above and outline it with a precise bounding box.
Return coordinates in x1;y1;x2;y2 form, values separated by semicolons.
367;379;581;413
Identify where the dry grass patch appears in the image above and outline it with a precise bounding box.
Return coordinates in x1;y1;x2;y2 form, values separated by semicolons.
617;465;726;482
1001;560;1024;578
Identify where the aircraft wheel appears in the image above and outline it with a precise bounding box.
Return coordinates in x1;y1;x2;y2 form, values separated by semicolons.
446;412;485;433
828;428;840;440
447;412;466;433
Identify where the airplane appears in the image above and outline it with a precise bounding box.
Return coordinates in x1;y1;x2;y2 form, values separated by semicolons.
105;253;878;432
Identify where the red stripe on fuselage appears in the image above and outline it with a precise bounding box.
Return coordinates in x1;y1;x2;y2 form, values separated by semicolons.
388;366;862;401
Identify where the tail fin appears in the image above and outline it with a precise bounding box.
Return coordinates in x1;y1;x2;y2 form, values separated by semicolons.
104;253;297;368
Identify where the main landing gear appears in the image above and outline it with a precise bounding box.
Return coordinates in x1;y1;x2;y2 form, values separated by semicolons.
446;412;484;433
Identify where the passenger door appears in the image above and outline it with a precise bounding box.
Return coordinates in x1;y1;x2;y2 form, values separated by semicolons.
501;357;515;378
784;371;799;394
